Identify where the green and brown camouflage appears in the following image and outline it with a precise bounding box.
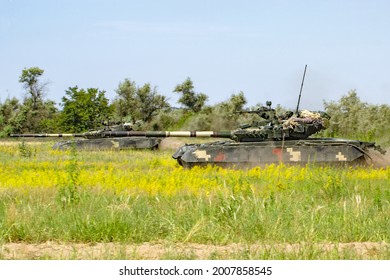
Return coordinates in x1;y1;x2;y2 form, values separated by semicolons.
166;104;385;168
172;138;385;168
10;122;162;150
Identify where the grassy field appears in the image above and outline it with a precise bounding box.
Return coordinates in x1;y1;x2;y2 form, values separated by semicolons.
0;140;389;259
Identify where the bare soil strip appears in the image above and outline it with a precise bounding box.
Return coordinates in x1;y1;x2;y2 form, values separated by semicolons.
1;242;388;260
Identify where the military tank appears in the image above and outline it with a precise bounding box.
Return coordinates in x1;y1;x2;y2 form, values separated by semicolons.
97;101;384;168
173;104;383;168
8;63;386;165
10;122;161;150
9;103;386;166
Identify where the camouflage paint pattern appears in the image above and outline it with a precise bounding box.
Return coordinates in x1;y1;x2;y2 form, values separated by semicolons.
52;137;161;150
172;139;377;168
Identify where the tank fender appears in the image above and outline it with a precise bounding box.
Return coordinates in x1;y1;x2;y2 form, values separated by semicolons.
172;144;190;159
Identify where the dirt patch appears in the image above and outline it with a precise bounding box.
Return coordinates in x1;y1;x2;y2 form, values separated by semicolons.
159;138;187;150
0;140;48;146
1;242;388;260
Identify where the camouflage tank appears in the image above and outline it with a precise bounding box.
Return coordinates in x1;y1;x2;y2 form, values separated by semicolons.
10;103;386;166
172;104;385;168
104;101;385;168
10;122;161;150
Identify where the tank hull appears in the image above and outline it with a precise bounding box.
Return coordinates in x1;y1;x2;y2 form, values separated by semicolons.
172;138;374;168
52;137;161;150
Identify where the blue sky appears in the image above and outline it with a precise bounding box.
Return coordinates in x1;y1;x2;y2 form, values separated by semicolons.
1;0;389;110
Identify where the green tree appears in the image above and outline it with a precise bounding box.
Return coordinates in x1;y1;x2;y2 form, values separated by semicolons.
323;90;390;145
173;77;208;112
179;91;249;130
113;79;170;123
18;67;48;110
219;91;247;113
60;87;113;132
114;79;138;120
137;83;170;122
12;67;59;133
324;90;367;138
10;99;59;133
0;97;21;136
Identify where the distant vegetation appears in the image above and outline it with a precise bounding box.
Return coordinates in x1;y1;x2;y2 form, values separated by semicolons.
323;90;390;146
1;67;389;146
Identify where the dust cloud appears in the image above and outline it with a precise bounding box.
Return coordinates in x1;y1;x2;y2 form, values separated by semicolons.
369;148;390;168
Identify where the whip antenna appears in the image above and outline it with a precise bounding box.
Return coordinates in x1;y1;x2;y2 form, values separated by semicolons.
295;64;307;115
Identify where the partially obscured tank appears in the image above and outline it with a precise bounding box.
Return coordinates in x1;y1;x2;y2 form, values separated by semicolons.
10;122;161;150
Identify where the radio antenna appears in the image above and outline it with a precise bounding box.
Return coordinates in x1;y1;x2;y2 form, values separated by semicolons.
295;64;307;115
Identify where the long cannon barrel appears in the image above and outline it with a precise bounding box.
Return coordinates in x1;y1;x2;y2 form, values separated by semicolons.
10;133;85;137
101;131;233;138
10;131;233;139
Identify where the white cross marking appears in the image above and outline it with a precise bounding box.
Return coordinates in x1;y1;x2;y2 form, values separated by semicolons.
193;150;211;161
336;152;347;161
286;148;301;161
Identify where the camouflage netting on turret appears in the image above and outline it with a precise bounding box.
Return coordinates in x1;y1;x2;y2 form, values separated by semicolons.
282;110;329;130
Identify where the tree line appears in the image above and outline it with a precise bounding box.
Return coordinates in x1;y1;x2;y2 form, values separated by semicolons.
1;67;389;146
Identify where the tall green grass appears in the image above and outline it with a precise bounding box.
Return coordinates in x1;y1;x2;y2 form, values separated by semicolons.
1;183;389;244
0;141;389;259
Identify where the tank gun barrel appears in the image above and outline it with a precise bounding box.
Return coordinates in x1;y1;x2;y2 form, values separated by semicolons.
102;131;233;138
10;131;233;139
10;133;85;137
